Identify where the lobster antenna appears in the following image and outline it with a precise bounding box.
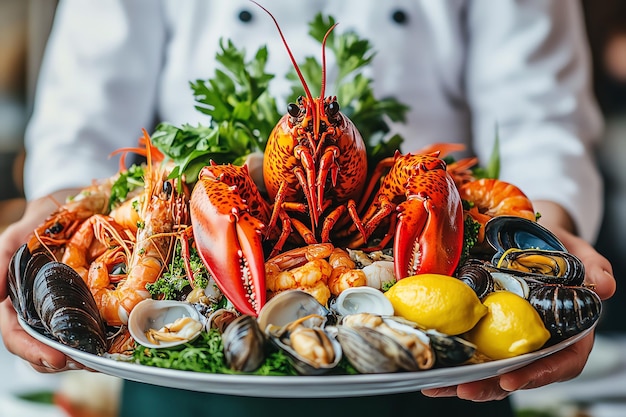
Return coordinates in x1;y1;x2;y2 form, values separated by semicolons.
251;1;314;102
319;23;338;101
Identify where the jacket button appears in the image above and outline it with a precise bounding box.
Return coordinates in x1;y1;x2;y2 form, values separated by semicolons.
391;10;408;24
239;10;253;22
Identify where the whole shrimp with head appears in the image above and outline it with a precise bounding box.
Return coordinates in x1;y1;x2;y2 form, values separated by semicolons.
89;130;189;326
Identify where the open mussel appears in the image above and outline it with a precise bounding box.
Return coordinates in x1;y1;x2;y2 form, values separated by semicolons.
484;216;567;261
528;284;602;343
494;248;585;286
8;244;108;355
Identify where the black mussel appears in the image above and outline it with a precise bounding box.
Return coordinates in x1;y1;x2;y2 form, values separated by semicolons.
8;244;55;328
528;285;602;343
425;330;476;366
456;260;494;299
222;315;267;373
33;261;108;355
494;249;585;286
485;216;566;261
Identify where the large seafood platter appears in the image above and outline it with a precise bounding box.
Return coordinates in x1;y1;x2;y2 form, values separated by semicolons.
7;7;602;396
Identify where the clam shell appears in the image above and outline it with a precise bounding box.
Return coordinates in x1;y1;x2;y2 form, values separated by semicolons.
336;313;435;373
266;315;342;375
257;290;333;332
128;299;203;349
330;286;394;317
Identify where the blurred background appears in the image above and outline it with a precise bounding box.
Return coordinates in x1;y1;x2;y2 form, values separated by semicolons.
0;1;624;416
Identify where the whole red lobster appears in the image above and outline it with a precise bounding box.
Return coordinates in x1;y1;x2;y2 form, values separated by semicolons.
190;3;463;316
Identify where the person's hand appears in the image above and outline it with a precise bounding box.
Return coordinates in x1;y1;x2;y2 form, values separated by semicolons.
422;202;616;401
0;189;88;373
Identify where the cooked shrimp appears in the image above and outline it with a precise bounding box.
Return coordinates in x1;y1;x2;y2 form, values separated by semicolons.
459;178;536;242
327;248;366;296
28;177;115;253
89;131;187;325
61;214;131;281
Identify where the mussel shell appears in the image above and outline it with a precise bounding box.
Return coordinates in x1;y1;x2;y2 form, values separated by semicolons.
33;261;108;355
7;244;34;322
494;249;585;286
222;315;266;373
8;245;56;329
485;216;566;259
528;285;602;342
455;260;494;299
425;330;476;366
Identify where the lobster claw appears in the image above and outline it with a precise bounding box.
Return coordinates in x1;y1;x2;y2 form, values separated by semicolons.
393;171;464;279
190;168;267;316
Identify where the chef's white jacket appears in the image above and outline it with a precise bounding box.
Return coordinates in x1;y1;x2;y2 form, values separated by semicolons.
25;0;604;242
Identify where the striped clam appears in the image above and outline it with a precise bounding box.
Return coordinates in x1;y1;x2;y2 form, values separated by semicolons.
7;244;108;355
333;313;475;373
460;216;602;342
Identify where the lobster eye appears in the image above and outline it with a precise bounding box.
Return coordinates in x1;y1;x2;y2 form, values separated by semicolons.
162;180;173;197
327;101;340;116
287;103;300;117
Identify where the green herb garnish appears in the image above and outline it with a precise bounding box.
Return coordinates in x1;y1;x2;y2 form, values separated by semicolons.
108;163;145;211
471;125;501;180
460;215;481;266
133;328;358;376
146;239;210;300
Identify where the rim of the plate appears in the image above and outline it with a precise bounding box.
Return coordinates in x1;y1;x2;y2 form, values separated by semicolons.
18;316;595;388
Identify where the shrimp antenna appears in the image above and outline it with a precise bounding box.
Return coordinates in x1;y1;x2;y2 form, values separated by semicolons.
251;1;314;102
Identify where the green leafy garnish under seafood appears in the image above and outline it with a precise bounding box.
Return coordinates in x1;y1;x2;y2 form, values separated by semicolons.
132;328;357;376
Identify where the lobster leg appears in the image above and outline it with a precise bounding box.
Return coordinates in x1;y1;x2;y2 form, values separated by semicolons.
190;165;269;316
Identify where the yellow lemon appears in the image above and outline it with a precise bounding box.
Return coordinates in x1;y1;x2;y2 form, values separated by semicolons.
384;273;488;335
465;291;551;360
